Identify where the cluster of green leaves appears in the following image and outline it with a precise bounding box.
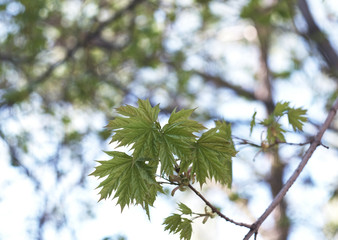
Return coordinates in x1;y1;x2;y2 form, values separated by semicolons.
241;0;293;25
163;203;193;240
163;203;217;240
250;101;308;145
90;99;236;219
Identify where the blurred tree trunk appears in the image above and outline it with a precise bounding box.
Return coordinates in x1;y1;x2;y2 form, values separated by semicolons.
256;20;290;240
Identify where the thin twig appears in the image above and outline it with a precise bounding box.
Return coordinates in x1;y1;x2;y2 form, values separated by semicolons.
188;184;251;228
275;138;311;146
243;97;338;240
234;136;312;150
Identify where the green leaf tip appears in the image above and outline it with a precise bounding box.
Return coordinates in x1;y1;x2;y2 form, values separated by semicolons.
287;107;307;131
160;107;206;175
273;101;290;116
250;111;257;136
106;99;162;159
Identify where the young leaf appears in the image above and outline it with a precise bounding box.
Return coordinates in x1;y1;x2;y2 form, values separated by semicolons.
178;202;193;215
90;151;163;217
158;137;177;175
273;101;290;116
287;107;307;131
163;214;182;234
160;108;205;174
250;111;257;135
191;121;236;187
179;219;193;240
163;214;192;240
106;99;161;159
116;98;160;122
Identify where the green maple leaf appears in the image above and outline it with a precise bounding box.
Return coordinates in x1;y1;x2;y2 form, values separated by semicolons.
160;108;205;175
191;121;236;187
90;151;163;217
271;101;307;132
179;219;193;240
178;202;192;215
163;214;182;234
163;214;192;240
273;101;290;116
106;99;161;159
116;98;160;122
287;107;307;131
158;138;176;175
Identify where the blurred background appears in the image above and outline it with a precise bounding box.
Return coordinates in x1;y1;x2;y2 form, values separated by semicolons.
0;0;338;239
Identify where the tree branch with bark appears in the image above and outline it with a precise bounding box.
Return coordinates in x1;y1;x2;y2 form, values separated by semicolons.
243;97;338;239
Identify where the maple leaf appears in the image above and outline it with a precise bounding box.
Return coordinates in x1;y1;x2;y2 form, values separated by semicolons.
163;214;182;234
271;101;307;132
90;151;163;217
191;121;236;187
106;99;161;159
159;108;205;175
178;202;193;215
115;98;160;122
287;107;307;131
179;219;193;240
163;214;192;240
273;101;290;116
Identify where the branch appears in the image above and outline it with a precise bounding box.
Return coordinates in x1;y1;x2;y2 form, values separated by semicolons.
297;0;338;79
85;0;145;42
193;70;257;100
188;184;251;228
243;97;338;240
0;53;33;64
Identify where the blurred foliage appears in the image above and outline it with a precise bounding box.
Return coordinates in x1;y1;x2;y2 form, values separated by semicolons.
324;193;338;239
0;0;337;240
102;234;127;240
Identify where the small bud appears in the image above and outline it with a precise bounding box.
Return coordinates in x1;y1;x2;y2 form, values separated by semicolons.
202;215;209;224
